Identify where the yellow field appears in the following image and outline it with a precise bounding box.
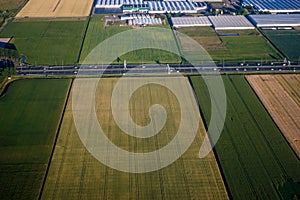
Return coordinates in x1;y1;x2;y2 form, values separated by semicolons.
16;0;94;18
41;77;228;199
247;74;300;158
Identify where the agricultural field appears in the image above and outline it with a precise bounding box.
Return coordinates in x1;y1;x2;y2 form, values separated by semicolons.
262;29;300;62
0;0;27;28
42;77;228;199
16;0;94;18
0;19;87;65
246;74;300;158
190;75;300;199
80;15;181;64
175;27;282;64
0;0;27;10
0;78;71;199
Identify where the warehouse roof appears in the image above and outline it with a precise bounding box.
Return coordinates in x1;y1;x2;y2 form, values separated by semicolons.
208;15;255;30
248;14;300;27
171;16;212;27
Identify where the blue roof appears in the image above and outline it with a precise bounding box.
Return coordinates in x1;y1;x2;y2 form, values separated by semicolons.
243;0;300;12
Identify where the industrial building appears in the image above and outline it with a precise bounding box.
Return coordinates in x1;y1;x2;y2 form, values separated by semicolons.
243;0;300;13
94;0;207;14
171;16;212;27
248;14;300;28
208;15;255;30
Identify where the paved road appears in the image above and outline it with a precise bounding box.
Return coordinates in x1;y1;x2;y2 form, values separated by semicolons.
16;62;300;76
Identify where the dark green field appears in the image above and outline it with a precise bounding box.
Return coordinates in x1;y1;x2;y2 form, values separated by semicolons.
176;27;282;63
262;29;300;62
190;75;300;199
0;19;87;65
80;15;181;64
0;78;70;199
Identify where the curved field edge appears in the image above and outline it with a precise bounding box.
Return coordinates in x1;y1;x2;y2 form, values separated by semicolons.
41;77;229;199
0;78;71;199
246;74;300;158
189;74;300;199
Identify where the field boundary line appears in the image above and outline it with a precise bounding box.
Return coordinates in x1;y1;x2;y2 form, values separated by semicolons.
0;17;15;34
246;75;300;161
76;16;91;64
238;75;295;172
256;28;285;61
75;0;95;65
187;75;232;199
38;78;74;200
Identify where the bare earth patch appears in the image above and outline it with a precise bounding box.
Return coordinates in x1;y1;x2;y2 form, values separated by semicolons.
246;74;300;158
16;0;94;18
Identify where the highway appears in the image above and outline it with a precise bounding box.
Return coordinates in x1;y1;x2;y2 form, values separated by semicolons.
16;62;300;76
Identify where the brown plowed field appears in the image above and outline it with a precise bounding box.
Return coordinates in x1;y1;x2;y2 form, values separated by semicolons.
246;74;300;158
16;0;94;18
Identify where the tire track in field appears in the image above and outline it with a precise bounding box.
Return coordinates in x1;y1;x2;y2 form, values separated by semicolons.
52;0;62;12
223;76;258;196
38;78;74;200
228;76;289;178
247;75;300;158
276;75;300;107
260;76;300;131
188;76;231;199
224;76;290;198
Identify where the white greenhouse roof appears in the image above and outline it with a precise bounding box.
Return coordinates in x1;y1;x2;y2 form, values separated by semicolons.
208;15;255;30
248;14;300;27
171;16;212;27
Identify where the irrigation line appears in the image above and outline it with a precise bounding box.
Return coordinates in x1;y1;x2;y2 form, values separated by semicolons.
38;78;74;200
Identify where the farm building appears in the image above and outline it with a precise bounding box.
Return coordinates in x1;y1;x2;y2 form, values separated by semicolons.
147;1;197;13
243;0;300;13
120;14;162;26
248;14;300;28
95;0;206;13
171;16;212;28
208;15;255;30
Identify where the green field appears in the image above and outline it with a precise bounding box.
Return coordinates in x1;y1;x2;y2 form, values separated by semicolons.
0;0;27;11
176;27;282;63
262;29;300;61
80;15;181;64
0;78;70;199
190;75;300;199
42;77;228;199
0;19;87;65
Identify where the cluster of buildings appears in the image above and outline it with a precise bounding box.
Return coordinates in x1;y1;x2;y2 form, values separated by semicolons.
96;0;300;29
94;0;207;14
172;15;254;29
121;14;162;25
171;14;300;30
